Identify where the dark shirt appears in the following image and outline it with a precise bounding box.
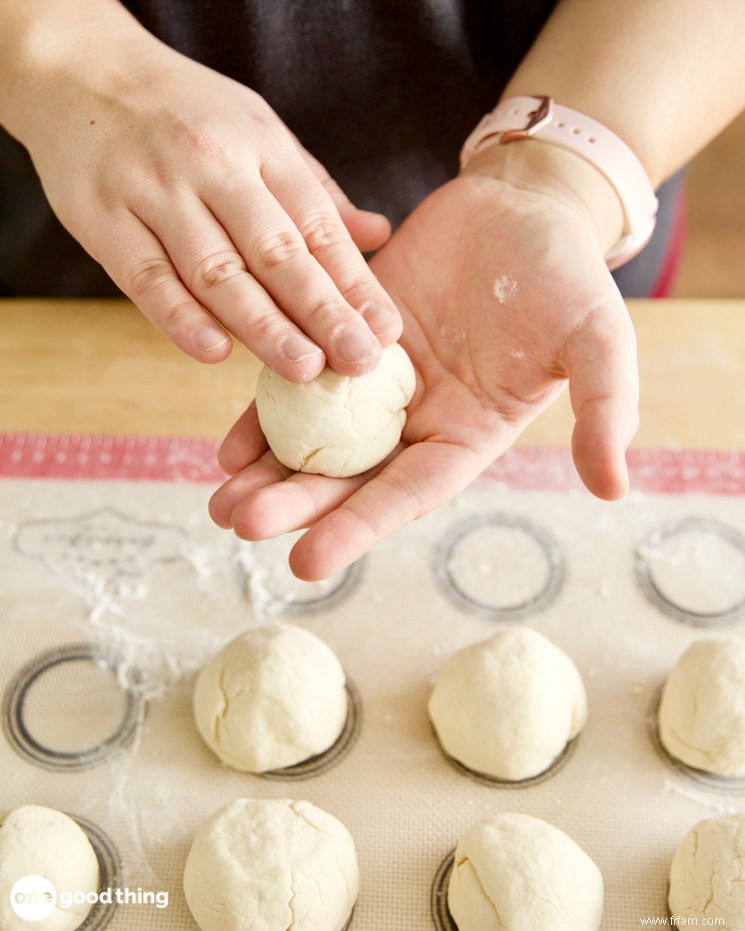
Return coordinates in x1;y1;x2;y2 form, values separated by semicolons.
0;0;677;298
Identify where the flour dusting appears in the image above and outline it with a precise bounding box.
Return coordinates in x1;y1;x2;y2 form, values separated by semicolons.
440;323;467;344
493;275;519;304
663;779;739;815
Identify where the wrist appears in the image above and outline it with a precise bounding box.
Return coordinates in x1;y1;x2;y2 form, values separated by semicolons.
459;137;625;258
459;96;658;269
0;1;157;146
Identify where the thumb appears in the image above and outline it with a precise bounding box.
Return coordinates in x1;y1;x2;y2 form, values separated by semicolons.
563;290;640;500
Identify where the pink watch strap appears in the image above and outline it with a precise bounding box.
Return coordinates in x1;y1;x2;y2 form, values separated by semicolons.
460;96;659;269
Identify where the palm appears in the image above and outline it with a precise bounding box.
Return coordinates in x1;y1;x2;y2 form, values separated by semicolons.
210;175;638;579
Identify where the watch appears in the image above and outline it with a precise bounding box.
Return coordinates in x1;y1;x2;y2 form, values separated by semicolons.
459;95;659;270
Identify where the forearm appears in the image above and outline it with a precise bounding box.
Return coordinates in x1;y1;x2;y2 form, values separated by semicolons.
502;0;745;187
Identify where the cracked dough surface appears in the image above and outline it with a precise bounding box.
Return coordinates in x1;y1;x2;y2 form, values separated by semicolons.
183;798;358;931
255;342;416;477
193;624;348;773
428;628;587;781
668;812;745;929
658;638;745;776
448;813;603;931
0;805;99;931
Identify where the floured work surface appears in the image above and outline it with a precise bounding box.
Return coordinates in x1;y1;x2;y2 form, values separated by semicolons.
2;444;745;930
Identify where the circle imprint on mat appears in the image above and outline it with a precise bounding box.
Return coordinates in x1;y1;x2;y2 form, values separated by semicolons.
431;850;457;931
435;514;565;618
260;679;362;780
635;518;745;626
2;643;145;771
237;533;364;614
647;686;745;792
432;725;579;788
71;814;122;931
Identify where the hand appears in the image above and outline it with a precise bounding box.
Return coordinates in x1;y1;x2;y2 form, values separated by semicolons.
209;166;639;579
17;13;400;378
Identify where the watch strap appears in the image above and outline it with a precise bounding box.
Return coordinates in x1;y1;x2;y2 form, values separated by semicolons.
460;96;659;269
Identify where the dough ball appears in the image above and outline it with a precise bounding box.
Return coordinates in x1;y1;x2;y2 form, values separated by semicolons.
658;638;745;776
0;805;99;931
448;813;604;931
255;342;416;477
668;812;745;927
184;798;358;931
193;624;348;773
428;628;587;780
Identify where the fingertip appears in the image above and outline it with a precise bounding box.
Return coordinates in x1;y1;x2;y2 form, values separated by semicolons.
288;537;331;582
230;495;271;542
340;208;392;253
374;319;404;350
358;208;392;231
211;482;265;535
572;428;630;501
588;462;629;501
274;336;327;382
325;327;381;377
610;454;631;499
216;405;267;476
160;318;233;364
196;333;233;364
217;441;248;478
208;487;233;529
216;445;238;478
276;356;328;383
328;344;382;378
359;301;404;348
133;287;235;365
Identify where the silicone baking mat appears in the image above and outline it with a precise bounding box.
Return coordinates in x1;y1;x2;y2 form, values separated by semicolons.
2;433;745;930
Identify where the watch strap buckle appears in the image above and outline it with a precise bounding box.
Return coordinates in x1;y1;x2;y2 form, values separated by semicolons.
499;96;553;144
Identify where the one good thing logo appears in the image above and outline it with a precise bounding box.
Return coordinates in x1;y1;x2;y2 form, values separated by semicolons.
9;875;170;921
9;875;57;921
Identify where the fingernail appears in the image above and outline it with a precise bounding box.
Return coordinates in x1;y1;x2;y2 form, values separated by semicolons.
197;327;230;352
359;301;398;335
282;334;323;363
335;328;378;364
